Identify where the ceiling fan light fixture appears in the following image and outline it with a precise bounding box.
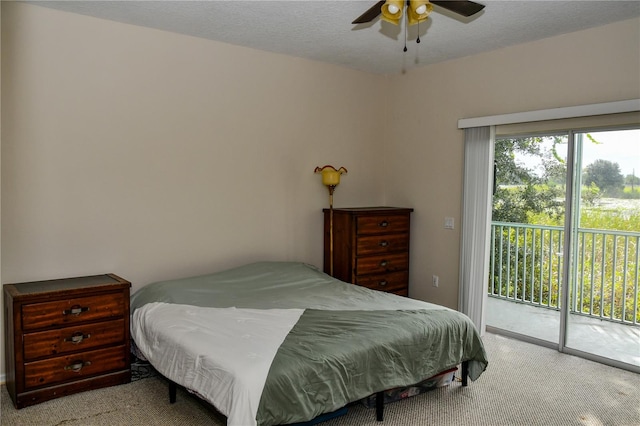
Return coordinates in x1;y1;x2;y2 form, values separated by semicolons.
352;0;484;25
381;0;404;25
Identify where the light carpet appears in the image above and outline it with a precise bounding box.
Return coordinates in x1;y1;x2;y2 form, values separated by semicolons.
1;333;638;426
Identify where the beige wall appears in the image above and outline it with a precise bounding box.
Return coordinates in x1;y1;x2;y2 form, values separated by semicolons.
1;0;638;379
1;1;385;288
385;17;640;307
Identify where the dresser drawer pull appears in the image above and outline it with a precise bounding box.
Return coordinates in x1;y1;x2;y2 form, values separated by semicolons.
380;260;388;267
64;332;91;344
63;306;90;316
378;280;388;287
64;360;92;373
379;240;389;247
379;220;389;228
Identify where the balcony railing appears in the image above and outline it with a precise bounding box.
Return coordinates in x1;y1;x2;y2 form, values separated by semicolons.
489;222;640;325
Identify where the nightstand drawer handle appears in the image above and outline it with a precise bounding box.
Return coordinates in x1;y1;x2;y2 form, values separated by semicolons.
65;332;91;344
63;306;90;316
380;260;388;267
379;220;389;228
379;240;389;247
378;280;388;287
64;360;91;373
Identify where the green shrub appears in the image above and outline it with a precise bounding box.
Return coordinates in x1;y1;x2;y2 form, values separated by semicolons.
621;186;640;199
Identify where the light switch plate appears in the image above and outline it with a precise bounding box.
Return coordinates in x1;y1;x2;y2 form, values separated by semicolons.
444;217;455;229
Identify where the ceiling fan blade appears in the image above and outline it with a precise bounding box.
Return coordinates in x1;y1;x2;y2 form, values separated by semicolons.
430;1;485;17
352;0;385;24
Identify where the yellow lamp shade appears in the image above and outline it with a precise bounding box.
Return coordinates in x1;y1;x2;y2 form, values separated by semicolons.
408;0;432;25
314;165;348;187
381;0;404;25
322;170;341;186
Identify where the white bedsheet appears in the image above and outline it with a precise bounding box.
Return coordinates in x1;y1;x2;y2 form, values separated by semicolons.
131;302;304;426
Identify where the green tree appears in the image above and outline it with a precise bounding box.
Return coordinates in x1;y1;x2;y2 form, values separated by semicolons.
494;137;542;185
493;136;565;223
625;172;640;187
582;160;624;196
581;182;601;206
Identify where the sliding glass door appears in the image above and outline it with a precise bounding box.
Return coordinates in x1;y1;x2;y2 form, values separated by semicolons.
487;127;640;369
564;129;640;367
487;133;569;346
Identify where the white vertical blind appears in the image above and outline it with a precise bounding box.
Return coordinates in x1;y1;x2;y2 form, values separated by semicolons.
459;126;494;334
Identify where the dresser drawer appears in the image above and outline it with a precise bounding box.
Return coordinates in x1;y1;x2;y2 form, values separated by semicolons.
23;319;126;361
356;233;409;256
355;271;408;293
355;253;409;275
24;345;128;390
356;214;410;235
22;292;125;331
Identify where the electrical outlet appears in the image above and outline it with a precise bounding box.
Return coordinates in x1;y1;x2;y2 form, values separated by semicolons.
432;275;439;287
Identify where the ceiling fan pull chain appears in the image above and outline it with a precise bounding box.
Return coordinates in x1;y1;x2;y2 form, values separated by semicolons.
403;12;408;52
417;21;421;44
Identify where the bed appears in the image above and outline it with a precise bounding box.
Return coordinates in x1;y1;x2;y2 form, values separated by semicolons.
130;261;488;426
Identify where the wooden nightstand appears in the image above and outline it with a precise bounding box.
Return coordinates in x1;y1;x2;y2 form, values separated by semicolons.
324;207;413;296
3;274;131;408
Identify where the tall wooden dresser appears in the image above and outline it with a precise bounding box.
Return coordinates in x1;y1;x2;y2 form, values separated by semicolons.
3;274;131;408
324;207;413;296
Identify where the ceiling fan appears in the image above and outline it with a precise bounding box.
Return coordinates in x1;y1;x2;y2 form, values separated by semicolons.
352;0;485;25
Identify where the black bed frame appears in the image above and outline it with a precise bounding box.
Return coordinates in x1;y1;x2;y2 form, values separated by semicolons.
166;360;470;423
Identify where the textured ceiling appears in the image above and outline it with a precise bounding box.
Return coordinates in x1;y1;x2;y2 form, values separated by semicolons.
30;1;640;75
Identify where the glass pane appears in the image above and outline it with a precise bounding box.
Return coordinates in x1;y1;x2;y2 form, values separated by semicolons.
487;134;569;345
566;128;640;367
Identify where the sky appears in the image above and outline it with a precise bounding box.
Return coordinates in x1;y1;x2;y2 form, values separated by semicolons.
580;129;639;178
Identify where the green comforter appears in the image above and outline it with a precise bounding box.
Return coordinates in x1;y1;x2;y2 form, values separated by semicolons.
130;261;488;425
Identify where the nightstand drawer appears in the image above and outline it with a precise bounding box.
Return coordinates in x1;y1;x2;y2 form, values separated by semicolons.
24;345;128;390
355;271;408;293
23;319;126;361
355;253;408;275
22;292;126;331
356;233;409;256
356;214;409;235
